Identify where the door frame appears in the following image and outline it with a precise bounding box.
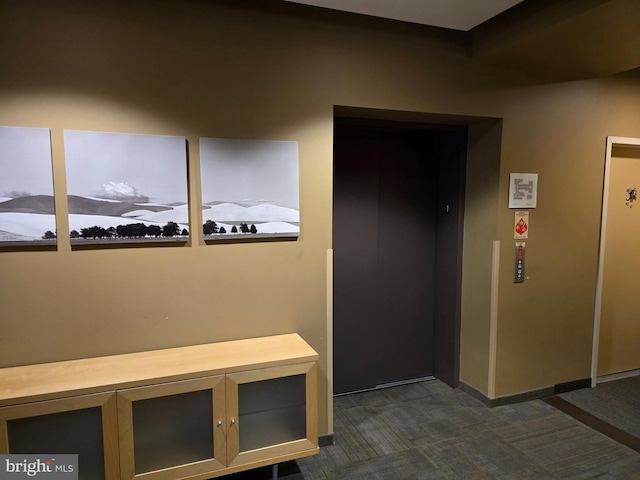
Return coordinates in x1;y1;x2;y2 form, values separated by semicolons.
591;136;640;386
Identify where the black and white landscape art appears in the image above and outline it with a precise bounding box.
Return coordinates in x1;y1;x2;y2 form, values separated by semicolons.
199;137;299;240
64;130;189;244
0;126;57;245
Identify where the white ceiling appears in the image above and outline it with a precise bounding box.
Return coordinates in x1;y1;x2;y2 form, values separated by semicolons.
283;0;524;31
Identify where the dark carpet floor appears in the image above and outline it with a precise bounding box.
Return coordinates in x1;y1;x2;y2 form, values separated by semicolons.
227;379;640;479
559;375;640;439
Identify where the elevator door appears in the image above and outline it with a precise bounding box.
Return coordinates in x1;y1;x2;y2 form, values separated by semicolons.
333;123;444;395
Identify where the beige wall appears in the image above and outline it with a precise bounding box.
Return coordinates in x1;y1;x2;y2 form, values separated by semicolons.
491;79;640;395
460;120;502;395
1;0;640;430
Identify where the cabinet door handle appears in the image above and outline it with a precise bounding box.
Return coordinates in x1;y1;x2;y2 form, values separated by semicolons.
230;418;236;425
217;420;222;427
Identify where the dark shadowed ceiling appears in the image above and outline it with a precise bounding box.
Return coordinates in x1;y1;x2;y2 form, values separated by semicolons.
283;0;640;81
283;0;525;31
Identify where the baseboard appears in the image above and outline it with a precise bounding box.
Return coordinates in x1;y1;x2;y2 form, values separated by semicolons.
553;378;591;394
457;381;494;407
598;368;640;383
486;384;555;407
318;433;334;447
458;378;591;407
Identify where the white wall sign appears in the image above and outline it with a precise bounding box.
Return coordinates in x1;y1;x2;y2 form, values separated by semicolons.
509;173;538;209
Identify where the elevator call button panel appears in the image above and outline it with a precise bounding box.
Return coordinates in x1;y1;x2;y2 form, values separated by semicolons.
514;242;525;283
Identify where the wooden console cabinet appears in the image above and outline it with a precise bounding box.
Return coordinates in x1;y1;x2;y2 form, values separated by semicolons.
0;334;319;480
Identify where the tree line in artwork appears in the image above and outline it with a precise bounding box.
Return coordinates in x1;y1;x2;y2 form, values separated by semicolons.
42;220;259;240
41;222;188;240
203;220;258;235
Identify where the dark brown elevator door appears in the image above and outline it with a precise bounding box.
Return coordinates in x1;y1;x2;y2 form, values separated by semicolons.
333;124;438;395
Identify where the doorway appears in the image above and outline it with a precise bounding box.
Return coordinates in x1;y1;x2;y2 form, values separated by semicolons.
333;116;466;395
593;136;640;382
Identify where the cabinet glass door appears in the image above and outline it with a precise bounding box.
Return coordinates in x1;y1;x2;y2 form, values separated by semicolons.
226;362;318;469
238;374;306;452
117;376;225;480
0;392;119;480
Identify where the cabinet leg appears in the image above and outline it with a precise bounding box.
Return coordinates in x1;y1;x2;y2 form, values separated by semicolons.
272;463;278;480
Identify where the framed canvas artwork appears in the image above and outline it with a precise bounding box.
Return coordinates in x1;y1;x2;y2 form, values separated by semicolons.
64;130;189;245
0;126;57;245
199;137;299;240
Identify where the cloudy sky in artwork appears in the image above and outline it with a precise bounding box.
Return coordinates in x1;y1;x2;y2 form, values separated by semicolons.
200;137;299;210
64;130;188;204
0;126;54;198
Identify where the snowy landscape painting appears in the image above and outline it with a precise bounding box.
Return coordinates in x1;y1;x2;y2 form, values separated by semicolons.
64;130;189;244
0;126;57;245
199;137;299;240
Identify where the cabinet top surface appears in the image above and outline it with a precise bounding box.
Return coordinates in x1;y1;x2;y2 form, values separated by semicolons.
0;333;318;406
